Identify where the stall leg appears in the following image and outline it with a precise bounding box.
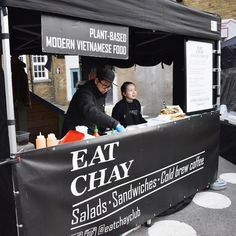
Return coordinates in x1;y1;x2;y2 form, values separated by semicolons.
144;219;152;227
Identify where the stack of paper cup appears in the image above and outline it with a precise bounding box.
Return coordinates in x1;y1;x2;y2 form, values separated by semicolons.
76;125;88;134
76;125;94;139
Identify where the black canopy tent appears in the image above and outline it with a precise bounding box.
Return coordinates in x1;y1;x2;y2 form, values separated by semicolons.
0;0;221;151
5;1;221;65
221;36;236;70
220;37;236;167
3;0;221;38
0;1;221;235
221;36;236;111
5;0;221;51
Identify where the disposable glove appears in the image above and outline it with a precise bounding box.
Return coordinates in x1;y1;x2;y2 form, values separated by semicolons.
115;124;126;133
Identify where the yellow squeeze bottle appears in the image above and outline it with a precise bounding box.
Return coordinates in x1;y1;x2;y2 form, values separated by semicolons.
46;133;59;147
36;132;46;149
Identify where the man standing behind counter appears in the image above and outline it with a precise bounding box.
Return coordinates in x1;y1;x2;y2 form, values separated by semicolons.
62;67;125;137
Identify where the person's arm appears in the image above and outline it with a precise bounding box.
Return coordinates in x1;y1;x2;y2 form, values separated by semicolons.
112;101;128;128
112;103;122;122
79;89;119;129
136;100;147;124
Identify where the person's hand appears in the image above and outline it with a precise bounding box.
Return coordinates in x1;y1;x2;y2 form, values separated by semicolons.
115;124;126;133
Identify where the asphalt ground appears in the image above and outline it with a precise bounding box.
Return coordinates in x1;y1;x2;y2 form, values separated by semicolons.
123;157;236;236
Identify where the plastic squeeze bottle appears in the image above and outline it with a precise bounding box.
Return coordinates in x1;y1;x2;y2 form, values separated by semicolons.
36;132;46;149
46;133;59;147
93;126;100;137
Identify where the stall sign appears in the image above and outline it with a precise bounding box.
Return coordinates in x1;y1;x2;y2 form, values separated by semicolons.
42;14;129;59
13;112;219;236
186;40;213;113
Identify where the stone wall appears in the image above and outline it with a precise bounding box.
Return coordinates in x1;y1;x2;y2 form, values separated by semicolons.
184;0;236;19
50;56;67;105
116;64;173;117
26;55;68;106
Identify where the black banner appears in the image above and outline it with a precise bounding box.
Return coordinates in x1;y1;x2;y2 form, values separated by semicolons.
13;112;219;236
42;15;129;59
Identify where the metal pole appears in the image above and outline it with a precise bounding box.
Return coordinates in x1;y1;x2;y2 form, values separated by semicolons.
1;9;21;236
29;55;34;92
1;7;17;155
217;40;221;107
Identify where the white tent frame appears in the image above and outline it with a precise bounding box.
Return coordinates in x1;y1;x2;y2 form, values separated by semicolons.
1;7;17;155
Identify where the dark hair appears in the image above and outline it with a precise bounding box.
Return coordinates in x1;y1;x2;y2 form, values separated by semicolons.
121;81;135;98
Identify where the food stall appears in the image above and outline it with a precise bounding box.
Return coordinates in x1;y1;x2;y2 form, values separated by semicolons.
220;37;236;164
0;1;221;235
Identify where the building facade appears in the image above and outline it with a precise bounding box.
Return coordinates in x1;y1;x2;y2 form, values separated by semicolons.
184;0;236;19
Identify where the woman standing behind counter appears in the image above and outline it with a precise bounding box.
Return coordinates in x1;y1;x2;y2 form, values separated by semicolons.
112;81;147;127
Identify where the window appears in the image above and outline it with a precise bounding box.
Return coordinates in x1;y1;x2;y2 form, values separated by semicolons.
70;68;80;95
32;55;49;81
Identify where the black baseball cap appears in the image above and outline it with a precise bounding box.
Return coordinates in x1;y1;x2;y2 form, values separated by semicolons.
97;68;117;86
